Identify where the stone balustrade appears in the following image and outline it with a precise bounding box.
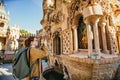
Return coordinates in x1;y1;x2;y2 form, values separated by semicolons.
61;55;120;64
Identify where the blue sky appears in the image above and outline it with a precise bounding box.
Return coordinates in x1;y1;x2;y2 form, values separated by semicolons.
4;0;43;34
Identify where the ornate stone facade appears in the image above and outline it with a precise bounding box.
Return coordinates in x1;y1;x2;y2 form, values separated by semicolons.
41;0;120;80
5;25;20;51
0;0;19;51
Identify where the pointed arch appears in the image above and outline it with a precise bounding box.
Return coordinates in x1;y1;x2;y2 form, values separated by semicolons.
77;16;88;49
53;31;61;55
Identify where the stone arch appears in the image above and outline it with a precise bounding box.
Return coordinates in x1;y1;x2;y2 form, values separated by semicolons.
64;66;69;76
54;60;59;67
77;15;88;49
53;31;61;55
63;66;70;80
73;14;82;26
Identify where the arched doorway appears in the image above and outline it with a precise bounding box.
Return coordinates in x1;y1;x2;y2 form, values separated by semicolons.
53;31;61;55
55;60;59;67
77;16;88;49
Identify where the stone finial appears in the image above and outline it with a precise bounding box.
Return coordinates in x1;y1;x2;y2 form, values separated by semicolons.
0;0;4;7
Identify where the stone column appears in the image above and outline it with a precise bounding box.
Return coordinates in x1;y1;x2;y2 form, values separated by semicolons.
72;26;78;52
52;38;54;55
117;32;120;53
60;33;62;54
93;18;101;54
85;20;93;57
100;22;109;54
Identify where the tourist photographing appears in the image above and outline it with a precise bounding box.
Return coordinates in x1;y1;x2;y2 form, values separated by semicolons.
13;36;48;80
25;36;48;80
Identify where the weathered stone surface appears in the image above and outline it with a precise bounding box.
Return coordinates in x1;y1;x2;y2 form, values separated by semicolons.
0;1;19;51
40;0;120;80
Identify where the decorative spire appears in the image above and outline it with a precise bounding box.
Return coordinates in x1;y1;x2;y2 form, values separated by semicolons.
0;0;4;7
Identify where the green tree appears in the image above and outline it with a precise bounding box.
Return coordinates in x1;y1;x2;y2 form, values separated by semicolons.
19;29;31;35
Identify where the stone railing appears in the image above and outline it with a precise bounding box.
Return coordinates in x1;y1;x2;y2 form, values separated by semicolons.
61;55;120;65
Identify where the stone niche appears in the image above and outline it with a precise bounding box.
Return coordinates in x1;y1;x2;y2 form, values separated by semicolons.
82;4;103;19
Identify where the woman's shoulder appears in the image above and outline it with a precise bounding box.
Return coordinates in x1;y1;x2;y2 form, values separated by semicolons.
31;47;39;50
30;48;40;52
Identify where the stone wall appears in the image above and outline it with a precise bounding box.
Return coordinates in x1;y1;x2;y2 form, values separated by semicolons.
61;55;120;80
41;0;120;80
92;58;120;80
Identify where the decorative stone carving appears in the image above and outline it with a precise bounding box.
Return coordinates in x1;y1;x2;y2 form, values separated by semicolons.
51;11;65;24
62;30;72;54
5;26;19;51
83;4;103;19
43;0;55;9
0;0;19;51
107;26;119;54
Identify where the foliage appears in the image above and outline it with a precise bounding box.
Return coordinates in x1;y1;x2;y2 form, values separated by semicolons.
19;29;31;35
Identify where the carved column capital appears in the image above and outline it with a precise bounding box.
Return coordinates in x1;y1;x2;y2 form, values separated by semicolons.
84;19;90;25
94;17;100;24
99;16;107;27
72;25;77;29
99;21;106;28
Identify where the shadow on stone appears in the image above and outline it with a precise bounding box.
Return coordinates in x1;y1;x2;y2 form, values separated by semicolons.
113;65;120;80
43;68;65;80
0;75;15;80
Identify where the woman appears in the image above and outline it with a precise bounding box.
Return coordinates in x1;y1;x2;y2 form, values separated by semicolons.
25;36;48;80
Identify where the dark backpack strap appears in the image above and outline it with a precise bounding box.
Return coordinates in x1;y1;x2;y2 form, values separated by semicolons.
25;47;31;79
39;59;42;80
38;59;40;79
28;47;31;79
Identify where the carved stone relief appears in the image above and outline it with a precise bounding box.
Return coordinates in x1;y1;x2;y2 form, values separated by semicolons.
50;11;65;24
